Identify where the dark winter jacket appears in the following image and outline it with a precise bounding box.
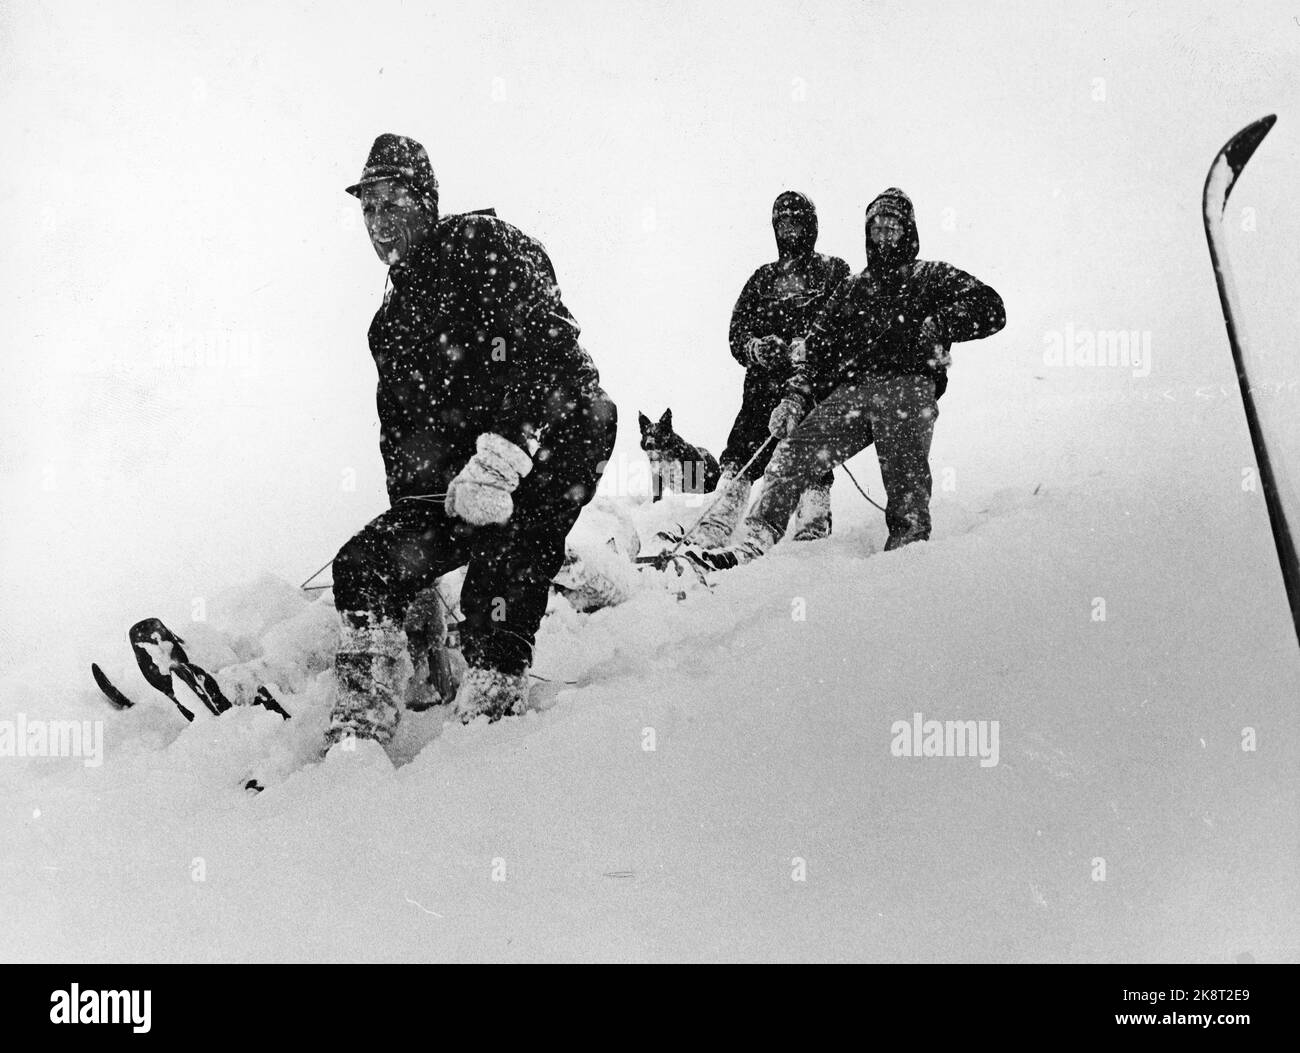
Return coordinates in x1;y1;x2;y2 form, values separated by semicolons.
368;209;602;502
788;188;1005;405
728;192;850;375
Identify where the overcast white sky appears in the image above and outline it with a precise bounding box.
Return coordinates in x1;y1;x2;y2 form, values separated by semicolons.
1;0;1297;665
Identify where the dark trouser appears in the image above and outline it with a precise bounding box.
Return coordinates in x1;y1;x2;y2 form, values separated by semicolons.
721;370;836;486
333;388;618;675
748;374;938;549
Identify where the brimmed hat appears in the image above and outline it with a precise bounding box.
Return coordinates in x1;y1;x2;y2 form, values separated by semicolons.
345;133;439;210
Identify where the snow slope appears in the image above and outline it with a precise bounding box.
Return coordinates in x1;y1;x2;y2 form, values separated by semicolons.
2;0;1298;966
2;384;1297;962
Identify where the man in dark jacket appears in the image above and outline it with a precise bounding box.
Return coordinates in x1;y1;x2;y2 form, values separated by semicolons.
688;187;1004;567
326;133;617;753
683;192;849;546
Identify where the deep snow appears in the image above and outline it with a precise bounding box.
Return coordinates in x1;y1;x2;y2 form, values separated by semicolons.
2;382;1297;962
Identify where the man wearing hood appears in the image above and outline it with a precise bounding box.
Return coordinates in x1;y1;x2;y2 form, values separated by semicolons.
682;192;850;547
325;133;617;756
688;188;1004;567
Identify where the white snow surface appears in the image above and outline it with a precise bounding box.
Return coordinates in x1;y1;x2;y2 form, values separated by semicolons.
3;393;1298;962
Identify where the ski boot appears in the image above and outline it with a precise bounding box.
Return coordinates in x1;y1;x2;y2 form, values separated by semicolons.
323;612;412;754
679;470;753;548
790;481;832;541
681;520;778;572
404;587;464;710
451;665;532;724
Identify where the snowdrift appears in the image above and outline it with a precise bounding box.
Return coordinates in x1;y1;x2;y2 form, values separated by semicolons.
2;408;1298;962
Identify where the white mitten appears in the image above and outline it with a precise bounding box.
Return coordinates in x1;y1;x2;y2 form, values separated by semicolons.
444;433;533;526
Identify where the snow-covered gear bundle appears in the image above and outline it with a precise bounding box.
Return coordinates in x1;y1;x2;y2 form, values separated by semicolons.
553;497;644;611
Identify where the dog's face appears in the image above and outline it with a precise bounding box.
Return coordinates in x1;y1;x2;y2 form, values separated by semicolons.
638;409;675;455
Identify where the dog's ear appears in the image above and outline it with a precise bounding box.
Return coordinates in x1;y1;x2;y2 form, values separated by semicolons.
638;411;651;431
660;408;672;429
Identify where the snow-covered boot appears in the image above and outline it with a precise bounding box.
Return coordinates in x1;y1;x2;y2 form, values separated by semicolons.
404;587;464;710
682;519;778;571
451;665;532;724
682;471;753;548
790;482;832;541
323;613;412;752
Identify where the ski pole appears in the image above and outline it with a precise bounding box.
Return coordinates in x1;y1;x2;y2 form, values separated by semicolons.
298;492;452;591
300;558;334;591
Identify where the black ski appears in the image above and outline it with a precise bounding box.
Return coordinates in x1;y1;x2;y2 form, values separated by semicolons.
124;617;291;722
90;663;135;710
678;547;741;573
1202;114;1299;646
252;686;292;720
129;618;225;720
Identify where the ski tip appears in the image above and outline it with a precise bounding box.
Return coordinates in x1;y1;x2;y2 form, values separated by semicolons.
1224;114;1276;174
90;663;135;710
128;616;185;646
1205;115;1277;216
